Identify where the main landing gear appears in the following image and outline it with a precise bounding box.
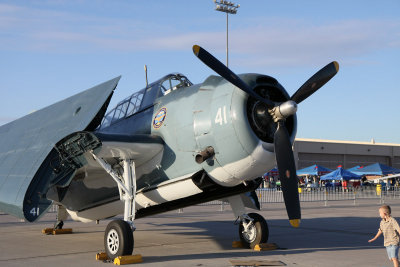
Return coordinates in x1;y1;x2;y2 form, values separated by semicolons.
104;220;134;259
238;213;269;248
91;153;137;260
228;195;269;249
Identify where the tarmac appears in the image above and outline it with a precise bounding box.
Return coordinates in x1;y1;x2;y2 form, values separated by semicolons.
0;198;398;267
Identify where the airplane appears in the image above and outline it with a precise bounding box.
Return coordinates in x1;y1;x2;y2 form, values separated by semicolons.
0;45;339;260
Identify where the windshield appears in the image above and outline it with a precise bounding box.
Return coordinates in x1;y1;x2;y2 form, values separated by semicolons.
160;74;192;95
98;73;192;129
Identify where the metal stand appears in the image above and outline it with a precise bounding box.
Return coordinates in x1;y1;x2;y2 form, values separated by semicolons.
91;152;137;230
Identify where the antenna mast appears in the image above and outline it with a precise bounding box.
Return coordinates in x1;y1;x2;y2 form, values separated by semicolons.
144;65;149;87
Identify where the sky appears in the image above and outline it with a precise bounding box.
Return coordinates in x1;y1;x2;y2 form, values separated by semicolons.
0;0;399;143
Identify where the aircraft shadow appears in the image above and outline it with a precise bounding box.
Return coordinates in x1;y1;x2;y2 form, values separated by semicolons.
141;215;383;263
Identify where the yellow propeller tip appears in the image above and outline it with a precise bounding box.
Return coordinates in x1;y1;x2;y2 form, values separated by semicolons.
333;61;339;72
193;45;200;56
289;219;301;228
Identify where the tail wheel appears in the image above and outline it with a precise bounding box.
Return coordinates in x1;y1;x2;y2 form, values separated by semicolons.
104;220;134;260
238;213;269;249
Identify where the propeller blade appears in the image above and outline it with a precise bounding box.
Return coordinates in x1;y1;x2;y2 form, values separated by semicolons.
291;61;339;104
193;45;275;108
274;121;301;227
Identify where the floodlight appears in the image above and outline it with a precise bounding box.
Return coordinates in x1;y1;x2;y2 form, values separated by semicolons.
213;0;240;67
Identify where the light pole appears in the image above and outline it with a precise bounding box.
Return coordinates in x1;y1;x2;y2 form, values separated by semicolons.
214;0;240;67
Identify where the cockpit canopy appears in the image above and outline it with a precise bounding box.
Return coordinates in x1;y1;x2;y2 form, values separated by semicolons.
99;73;192;129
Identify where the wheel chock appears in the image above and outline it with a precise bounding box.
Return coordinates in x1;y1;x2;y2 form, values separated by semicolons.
253;243;278;251
42;228;53;234
52;228;73;235
232;240;245;248
42;228;73;235
230;259;285;266
96;252;108;261
114;254;143;265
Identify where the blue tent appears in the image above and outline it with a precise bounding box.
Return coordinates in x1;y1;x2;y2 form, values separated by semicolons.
320;167;362;181
351;163;400;176
266;167;279;176
263;167;279;178
297;164;332;176
347;165;362;172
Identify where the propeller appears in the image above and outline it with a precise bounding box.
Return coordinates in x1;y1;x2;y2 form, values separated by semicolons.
193;45;275;109
274;121;300;226
193;45;339;227
291;61;339;104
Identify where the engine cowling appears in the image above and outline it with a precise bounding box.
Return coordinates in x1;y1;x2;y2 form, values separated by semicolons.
192;74;297;186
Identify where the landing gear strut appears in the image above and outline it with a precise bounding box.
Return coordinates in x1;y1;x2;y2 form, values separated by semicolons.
91;152;137;260
54;204;68;229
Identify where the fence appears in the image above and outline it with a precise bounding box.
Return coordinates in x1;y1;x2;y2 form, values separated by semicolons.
201;185;400;207
258;186;400;205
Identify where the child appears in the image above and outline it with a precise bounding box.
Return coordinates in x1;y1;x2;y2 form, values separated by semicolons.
369;205;400;267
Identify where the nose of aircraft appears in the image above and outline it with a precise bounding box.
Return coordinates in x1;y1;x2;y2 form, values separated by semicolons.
193;44;339;227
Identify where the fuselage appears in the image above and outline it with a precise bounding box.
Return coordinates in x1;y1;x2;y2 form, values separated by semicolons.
52;73;297;222
99;73;296;187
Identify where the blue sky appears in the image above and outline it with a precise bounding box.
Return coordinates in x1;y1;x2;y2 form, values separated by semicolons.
1;0;399;143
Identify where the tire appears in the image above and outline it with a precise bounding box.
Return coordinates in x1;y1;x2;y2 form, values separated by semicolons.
238;213;269;249
104;220;134;260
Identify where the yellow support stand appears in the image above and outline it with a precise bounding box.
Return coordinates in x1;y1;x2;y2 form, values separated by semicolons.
230;259;285;266
253;243;278;251
52;228;72;235
96;252;108;261
42;228;73;235
232;240;245;248
114;254;143;265
232;241;278;251
42;228;53;234
95;253;143;264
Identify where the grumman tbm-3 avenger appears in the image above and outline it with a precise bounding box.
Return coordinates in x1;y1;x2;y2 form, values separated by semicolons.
0;45;338;259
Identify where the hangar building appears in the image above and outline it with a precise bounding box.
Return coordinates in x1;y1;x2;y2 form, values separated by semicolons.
293;138;400;170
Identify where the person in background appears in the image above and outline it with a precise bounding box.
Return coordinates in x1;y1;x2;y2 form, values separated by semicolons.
369;205;400;267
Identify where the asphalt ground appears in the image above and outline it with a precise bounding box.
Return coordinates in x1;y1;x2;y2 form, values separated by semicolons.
0;198;398;267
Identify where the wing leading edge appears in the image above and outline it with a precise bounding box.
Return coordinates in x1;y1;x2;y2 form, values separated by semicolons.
0;76;120;221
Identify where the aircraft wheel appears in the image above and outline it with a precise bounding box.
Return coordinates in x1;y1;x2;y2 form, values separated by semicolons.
238;213;269;249
104;220;134;260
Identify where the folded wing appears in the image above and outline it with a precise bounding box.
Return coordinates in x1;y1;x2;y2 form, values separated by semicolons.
0;77;120;221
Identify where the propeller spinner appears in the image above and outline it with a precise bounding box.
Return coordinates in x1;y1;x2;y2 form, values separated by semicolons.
193;44;339;227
